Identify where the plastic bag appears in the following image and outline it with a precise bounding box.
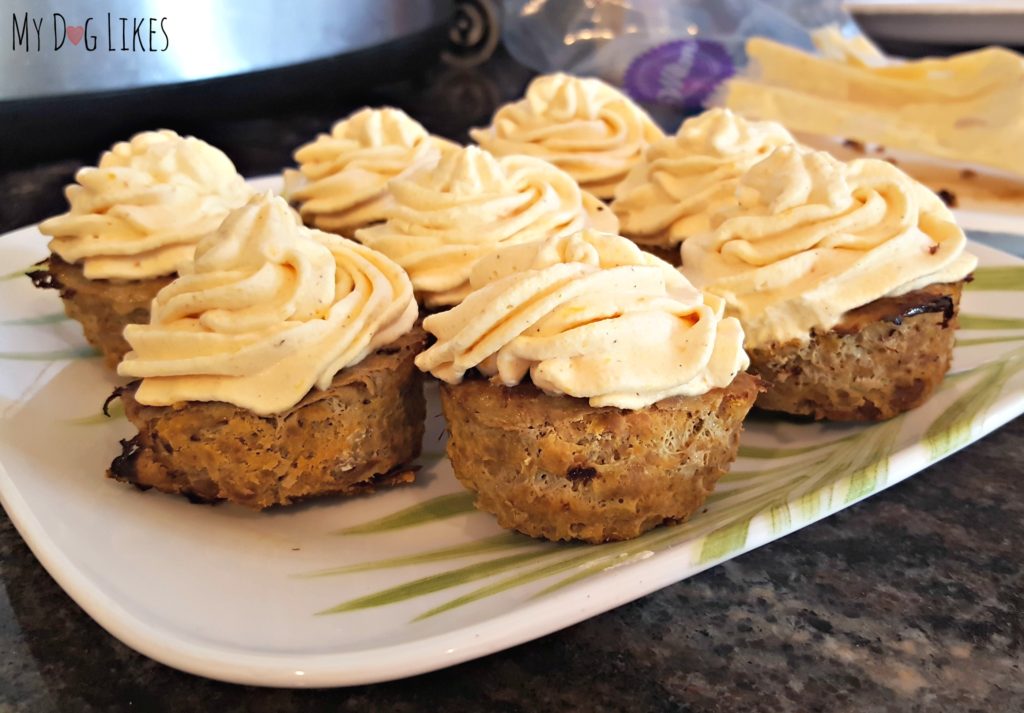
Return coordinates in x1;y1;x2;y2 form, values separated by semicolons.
501;0;863;124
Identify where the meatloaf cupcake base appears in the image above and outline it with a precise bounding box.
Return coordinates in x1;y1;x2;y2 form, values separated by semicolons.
111;328;426;508
750;282;964;421
441;374;759;543
31;255;173;368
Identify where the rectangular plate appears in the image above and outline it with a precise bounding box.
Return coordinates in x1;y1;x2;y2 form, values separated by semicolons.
1;183;1023;687
847;1;1024;45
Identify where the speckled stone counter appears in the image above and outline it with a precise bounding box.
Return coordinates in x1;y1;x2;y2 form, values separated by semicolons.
1;50;1022;713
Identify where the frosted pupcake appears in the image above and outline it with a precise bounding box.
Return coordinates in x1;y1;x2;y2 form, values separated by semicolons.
283;107;452;238
470;73;664;200
112;192;424;508
612;108;794;264
33;130;249;367
682;146;977;421
355;145;618;309
416;230;758;543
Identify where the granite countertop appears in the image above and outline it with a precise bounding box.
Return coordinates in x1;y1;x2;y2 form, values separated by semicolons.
1;50;1022;713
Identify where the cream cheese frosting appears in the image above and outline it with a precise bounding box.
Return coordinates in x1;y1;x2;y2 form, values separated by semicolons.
681;146;977;349
415;230;749;410
118;192;417;415
355;145;619;308
282;107;451;236
721;37;1024;181
612;108;794;250
40;130;249;281
470;73;665;199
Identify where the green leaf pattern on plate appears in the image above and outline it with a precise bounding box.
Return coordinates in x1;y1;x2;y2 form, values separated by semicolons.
958;314;1024;330
0;312;69;326
966;266;1024;291
1;264;39;281
333;492;476;535
315;550;550;616
301;533;537;577
924;345;1024;458
64;399;125;425
0;345;99;361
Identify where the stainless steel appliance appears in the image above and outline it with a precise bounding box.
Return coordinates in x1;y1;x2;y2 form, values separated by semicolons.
2;0;452;100
0;0;453;161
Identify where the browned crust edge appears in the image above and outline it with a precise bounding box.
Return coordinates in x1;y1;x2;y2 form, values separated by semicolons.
36;255;172;369
107;328;427;509
439;372;760;543
750;281;965;421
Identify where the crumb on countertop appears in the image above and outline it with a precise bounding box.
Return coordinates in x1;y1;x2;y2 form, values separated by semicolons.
843;138;865;153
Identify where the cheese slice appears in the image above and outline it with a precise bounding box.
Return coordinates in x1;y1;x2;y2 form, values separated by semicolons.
721;35;1024;180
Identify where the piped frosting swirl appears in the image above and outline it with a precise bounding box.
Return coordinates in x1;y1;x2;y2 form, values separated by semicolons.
612;108;794;250
40;130;249;280
118;192;417;415
355;146;619;308
415;230;749;410
283;107;451;236
681;145;977;348
470;73;665;199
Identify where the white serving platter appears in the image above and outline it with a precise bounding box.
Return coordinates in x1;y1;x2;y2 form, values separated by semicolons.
1;179;1022;687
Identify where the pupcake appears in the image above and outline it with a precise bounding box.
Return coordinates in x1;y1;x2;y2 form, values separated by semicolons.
282;107;452;237
611;108;794;264
34;130;250;367
112;192;424;508
682;145;977;421
355;145;618;309
415;229;758;543
470;73;664;200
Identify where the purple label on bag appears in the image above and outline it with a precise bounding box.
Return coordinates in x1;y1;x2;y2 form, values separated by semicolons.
624;39;734;109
